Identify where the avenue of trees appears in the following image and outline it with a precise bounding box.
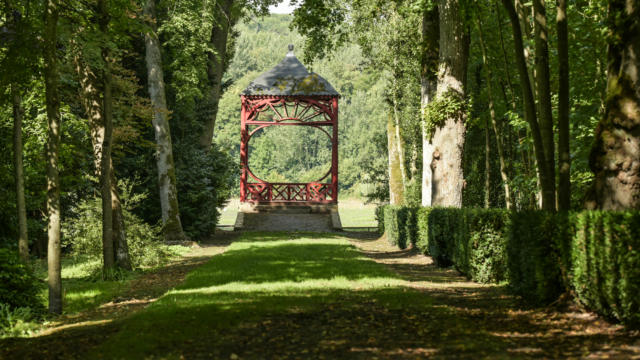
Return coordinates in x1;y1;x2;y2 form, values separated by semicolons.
1;0;639;318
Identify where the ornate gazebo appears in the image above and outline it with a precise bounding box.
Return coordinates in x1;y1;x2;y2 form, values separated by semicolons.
239;45;340;205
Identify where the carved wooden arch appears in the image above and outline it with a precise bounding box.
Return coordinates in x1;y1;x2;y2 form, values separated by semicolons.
240;95;339;204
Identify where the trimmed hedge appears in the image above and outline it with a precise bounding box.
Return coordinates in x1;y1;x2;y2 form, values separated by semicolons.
568;211;640;326
507;211;563;305
377;204;640;326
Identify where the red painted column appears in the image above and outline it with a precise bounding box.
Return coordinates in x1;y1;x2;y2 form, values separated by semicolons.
240;96;248;202
331;97;339;203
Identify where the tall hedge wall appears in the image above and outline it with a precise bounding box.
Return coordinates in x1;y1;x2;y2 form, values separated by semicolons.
377;205;640;326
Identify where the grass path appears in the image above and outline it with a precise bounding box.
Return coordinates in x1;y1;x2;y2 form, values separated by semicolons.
3;232;639;359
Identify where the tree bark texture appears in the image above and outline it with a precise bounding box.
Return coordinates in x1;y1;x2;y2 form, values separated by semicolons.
421;7;439;207
431;0;467;208
388;114;405;205
532;0;556;210
477;15;513;209
44;0;62;314
73;48;132;270
199;0;235;148
485;117;491;208
144;0;188;240
557;0;571;210
589;0;640;209
12;86;29;260
98;0;114;272
502;0;555;211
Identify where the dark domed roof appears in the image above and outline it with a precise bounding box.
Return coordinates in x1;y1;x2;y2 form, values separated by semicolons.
242;45;339;97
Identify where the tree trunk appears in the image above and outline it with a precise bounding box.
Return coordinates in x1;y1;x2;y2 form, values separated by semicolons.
98;0;114;273
431;0;468;208
12;86;29;260
199;0;234;149
144;0;188;240
485;117;491;208
557;0;571;210
532;0;556;210
44;0;62;314
391;82;407;195
387;113;404;205
421;7;439;207
477;15;513;209
73;46;132;270
502;0;554;211
588;0;640;209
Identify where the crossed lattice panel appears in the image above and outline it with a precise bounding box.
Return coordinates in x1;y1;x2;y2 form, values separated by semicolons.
247;183;269;201
272;184;306;201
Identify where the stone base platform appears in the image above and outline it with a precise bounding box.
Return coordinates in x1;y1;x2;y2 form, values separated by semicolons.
234;203;342;232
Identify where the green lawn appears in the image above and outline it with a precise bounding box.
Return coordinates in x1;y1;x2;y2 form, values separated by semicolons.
96;232;429;358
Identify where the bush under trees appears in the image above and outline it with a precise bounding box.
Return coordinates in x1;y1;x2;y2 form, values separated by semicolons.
379;205;640;326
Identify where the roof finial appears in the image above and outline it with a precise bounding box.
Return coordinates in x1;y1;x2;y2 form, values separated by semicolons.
287;44;294;56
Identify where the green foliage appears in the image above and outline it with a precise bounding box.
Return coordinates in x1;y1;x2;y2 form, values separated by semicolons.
382;206;418;250
506;211;564;305
174;144;234;240
423;90;467;140
62;185;183;269
375;205;386;234
0;249;44;312
0;304;40;338
567;211;640;327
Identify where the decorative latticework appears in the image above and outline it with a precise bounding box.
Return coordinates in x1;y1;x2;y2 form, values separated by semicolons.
240;45;339;205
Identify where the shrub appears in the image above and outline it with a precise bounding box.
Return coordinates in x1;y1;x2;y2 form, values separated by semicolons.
568;211;640;327
425;208;461;266
453;209;509;283
0;304;40;338
375;205;386;235
175;143;234;240
382;206;419;249
0;249;43;312
63;187;185;270
507;211;563;305
415;207;433;255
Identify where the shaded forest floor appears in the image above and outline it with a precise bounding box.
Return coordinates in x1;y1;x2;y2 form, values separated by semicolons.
2;231;639;359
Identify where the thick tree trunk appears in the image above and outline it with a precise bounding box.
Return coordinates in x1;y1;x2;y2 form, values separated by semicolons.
12;86;29;260
98;0;114;273
477;15;513;209
502;0;554;211
73;48;132;270
421;7;439;207
199;0;234;149
144;0;188;240
532;0;556;210
431;0;468;208
588;0;640;209
557;0;571;210
44;0;62;314
387;114;404;205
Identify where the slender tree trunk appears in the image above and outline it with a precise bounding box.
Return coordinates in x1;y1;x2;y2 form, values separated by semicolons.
12;86;29;260
588;0;640;209
44;0;62;314
391;88;407;195
144;0;188;240
477;15;513;209
421;7;439;207
431;0;468;208
199;0;234;148
532;0;556;210
73;46;132;270
98;0;114;272
495;1;517;110
387;113;404;205
485;117;491;208
557;0;571;210
502;0;554;211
